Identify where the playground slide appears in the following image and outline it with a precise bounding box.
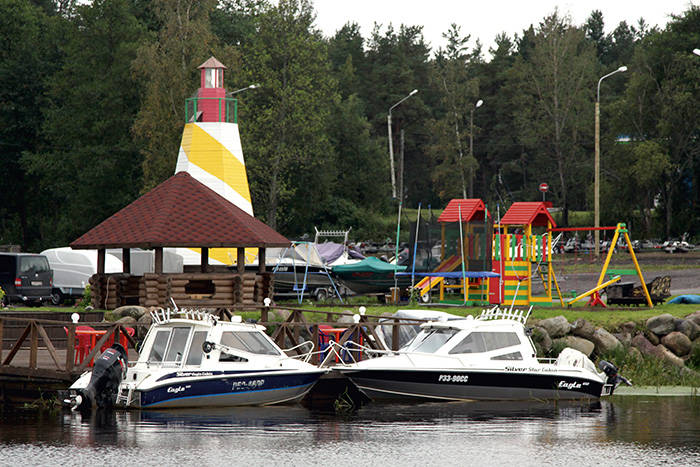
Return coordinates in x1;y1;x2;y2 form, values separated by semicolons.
415;255;462;296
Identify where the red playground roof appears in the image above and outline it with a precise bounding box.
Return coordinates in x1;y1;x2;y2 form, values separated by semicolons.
438;199;490;223
500;202;557;227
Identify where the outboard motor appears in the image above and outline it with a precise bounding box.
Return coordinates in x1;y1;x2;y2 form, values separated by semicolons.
68;344;128;411
598;360;632;389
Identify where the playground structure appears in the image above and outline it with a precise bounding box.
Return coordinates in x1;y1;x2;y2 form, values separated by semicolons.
410;199;495;304
491;202;561;307
405;198;653;308
562;223;653;308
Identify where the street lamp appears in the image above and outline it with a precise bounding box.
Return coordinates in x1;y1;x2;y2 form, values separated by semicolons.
388;89;418;199
595;65;627;257
694;49;700;56
467;99;484;198
229;83;259;95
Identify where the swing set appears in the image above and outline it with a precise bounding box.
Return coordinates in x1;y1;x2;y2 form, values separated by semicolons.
549;223;653;308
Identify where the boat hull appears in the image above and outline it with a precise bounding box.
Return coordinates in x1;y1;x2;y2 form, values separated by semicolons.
342;368;605;402
131;370;325;409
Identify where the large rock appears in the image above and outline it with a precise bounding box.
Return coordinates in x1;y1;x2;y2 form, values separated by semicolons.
646;314;676;336
645;330;660;345
660;331;692;357
531;326;552;353
685;311;700;327
113;305;148;320
591;328;622;354
619;321;637;335
674;319;700;341
538;316;571;338
627;346;642;362
656;344;685;367
571;319;595;339
613;332;631;345
553;336;594;357
632;334;656;357
137;312;153;339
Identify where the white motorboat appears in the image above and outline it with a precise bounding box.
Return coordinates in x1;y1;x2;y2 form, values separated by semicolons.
65;309;325;410
335;307;629;402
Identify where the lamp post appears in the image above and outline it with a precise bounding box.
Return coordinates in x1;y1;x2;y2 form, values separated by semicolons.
595;66;627;257
468;99;484;198
388;89;418;199
229;83;259;95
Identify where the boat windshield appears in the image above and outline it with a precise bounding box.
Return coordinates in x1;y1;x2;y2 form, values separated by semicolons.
220;331;281;356
147;326;192;364
402;328;460;353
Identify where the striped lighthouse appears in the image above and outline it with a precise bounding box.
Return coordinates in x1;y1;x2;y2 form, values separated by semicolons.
175;57;254;265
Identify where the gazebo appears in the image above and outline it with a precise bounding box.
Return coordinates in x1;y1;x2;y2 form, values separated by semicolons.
70;172;289;309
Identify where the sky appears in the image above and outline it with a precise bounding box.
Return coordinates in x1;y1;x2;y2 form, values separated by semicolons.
312;0;697;56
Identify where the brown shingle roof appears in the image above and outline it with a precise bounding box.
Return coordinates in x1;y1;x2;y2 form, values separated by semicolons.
198;56;226;69
70;172;289;249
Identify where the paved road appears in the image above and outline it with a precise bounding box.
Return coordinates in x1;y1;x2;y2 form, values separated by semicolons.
532;268;700;297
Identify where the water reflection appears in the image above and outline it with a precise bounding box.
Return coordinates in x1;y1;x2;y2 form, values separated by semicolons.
0;397;698;466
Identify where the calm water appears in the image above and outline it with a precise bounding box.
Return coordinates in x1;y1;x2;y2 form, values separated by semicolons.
0;397;698;466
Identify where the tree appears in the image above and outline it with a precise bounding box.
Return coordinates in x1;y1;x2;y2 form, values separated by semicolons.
0;0;60;249
511;12;597;225
21;0;147;249
426;24;480;200
239;0;337;233
132;0;238;191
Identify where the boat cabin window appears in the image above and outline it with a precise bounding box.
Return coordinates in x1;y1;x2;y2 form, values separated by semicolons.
164;327;191;363
448;331;521;354
147;330;170;363
491;351;523;360
220;331;281;356
185;330;208;366
147;327;192;364
404;328;459;353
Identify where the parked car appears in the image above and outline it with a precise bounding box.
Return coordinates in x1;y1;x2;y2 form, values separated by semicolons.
0;253;53;306
40;247;122;305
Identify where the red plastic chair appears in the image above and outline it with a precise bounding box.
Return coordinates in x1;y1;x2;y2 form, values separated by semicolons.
100;326;135;353
64;325;95;365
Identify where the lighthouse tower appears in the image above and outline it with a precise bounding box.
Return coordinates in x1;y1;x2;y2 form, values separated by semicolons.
175;57;254;265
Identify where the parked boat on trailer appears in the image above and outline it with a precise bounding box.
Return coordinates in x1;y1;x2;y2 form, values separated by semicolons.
333;306;630;402
64;309;325;410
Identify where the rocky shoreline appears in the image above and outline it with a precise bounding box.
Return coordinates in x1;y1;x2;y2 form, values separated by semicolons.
531;311;700;374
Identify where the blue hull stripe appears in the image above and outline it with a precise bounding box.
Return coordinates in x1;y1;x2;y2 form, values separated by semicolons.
141;383;312;407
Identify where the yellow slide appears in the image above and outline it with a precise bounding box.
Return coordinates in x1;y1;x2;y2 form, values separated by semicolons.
415;255;462;297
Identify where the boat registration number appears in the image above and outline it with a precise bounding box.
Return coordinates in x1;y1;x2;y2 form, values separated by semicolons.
438;374;469;383
232;379;264;391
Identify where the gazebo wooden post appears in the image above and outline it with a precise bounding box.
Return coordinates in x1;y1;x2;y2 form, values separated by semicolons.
154;247;163;274
258;248;266;273
201;247;209;273
97;248;106;274
237;247;245;274
122;248;131;273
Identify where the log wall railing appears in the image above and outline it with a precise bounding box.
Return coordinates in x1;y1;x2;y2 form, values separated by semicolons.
90;272;273;310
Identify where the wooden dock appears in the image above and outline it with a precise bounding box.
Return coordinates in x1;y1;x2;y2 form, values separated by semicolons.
0;314;138;404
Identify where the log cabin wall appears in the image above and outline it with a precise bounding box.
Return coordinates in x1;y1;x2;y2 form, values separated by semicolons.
89;272;273;309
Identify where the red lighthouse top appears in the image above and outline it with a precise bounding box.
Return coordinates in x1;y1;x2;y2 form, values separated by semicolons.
195;57;228;122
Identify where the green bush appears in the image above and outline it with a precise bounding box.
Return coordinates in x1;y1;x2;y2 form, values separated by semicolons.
79;284;91;308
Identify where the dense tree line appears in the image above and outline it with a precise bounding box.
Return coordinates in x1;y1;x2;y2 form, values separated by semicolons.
1;0;698;252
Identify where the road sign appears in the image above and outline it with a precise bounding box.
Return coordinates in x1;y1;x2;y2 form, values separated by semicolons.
539;182;549;192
